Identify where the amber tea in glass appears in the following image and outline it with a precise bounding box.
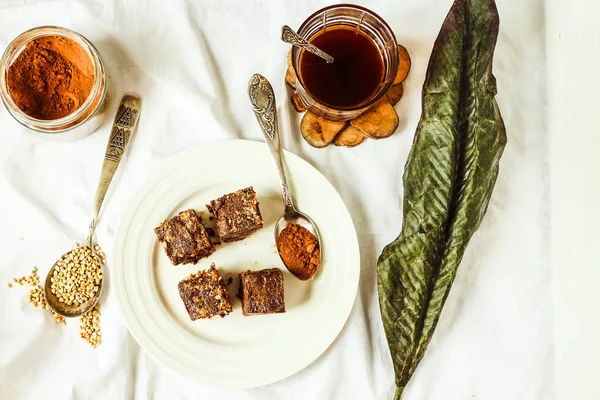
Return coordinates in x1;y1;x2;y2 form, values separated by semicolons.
292;4;398;121
300;28;384;109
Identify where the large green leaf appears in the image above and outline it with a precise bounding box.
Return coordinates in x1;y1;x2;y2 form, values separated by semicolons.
376;0;506;398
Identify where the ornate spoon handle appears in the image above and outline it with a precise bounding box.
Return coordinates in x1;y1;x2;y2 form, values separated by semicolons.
87;94;142;245
281;25;334;63
248;74;295;212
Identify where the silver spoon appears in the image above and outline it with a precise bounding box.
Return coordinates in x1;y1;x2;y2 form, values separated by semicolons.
44;94;142;317
248;74;322;281
281;25;334;64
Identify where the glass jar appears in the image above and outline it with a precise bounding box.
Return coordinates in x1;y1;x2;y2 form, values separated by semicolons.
292;5;399;121
0;26;108;141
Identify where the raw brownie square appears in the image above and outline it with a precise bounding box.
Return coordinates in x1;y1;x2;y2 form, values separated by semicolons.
177;263;232;320
154;209;215;265
207;187;263;243
239;268;285;316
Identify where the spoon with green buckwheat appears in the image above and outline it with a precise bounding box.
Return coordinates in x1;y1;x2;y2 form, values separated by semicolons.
44;94;142;318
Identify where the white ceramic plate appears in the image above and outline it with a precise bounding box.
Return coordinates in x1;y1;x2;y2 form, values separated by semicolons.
112;140;360;388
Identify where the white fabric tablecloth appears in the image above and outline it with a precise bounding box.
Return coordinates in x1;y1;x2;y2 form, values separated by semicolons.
0;1;552;399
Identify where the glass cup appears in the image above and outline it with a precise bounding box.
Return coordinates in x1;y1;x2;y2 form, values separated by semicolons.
0;26;108;141
292;4;398;121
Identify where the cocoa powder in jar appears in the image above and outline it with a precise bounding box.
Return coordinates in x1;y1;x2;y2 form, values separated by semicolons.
7;35;94;120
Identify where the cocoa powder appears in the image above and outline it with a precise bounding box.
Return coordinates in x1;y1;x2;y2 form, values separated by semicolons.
277;224;320;280
7;35;94;120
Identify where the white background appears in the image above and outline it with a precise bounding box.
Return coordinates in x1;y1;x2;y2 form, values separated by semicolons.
548;0;600;399
0;0;589;398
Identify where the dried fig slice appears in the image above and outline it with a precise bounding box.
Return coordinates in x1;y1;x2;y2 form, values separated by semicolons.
301;112;346;148
394;45;411;84
350;98;399;139
285;51;296;90
333;126;366;147
386;83;404;106
291;93;306;112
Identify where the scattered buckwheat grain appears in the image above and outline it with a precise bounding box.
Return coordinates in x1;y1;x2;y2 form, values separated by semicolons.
9;266;66;325
79;305;102;348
